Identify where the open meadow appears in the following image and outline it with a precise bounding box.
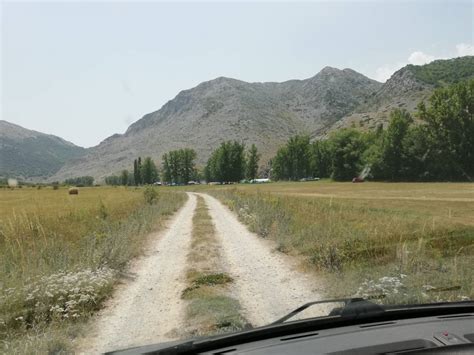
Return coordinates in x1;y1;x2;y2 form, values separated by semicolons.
1;181;473;352
199;181;474;304
0;186;186;353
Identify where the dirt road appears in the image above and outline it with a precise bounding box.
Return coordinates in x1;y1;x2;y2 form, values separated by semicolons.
79;192;322;353
78;194;197;353
199;193;323;327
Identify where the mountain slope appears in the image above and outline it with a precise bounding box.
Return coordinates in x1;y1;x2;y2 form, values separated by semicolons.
52;68;381;181
330;56;474;132
0;120;86;180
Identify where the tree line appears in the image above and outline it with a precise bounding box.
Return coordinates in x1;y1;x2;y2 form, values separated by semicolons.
105;156;159;186
204;142;260;183
273;79;473;181
104;143;261;186
104;149;200;186
162;148;198;184
64;176;94;186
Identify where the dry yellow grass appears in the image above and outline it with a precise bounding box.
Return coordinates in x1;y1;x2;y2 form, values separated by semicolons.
0;186;143;220
0;186;186;353
202;181;473;303
191;181;474;227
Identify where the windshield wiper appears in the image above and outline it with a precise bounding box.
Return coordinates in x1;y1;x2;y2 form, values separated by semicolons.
271;297;385;324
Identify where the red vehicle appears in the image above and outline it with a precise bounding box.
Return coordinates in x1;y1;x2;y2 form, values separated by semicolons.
352;177;364;183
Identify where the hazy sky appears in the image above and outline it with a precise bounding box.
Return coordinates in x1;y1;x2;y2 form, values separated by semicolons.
1;1;473;147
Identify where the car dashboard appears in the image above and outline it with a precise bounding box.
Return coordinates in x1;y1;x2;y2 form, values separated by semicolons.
198;313;474;354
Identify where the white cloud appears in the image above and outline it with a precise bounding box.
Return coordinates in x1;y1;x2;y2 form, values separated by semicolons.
456;43;474;56
372;43;473;82
407;51;436;65
374;63;404;82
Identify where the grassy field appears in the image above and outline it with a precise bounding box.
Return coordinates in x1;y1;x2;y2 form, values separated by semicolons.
199;181;474;304
1;181;472;350
0;186;186;353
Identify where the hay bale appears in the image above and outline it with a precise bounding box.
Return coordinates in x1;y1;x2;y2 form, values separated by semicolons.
68;187;79;195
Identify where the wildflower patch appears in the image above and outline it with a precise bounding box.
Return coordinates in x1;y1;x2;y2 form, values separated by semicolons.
0;267;116;331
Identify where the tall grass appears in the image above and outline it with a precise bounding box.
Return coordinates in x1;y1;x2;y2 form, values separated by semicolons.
0;186;186;352
209;187;473;304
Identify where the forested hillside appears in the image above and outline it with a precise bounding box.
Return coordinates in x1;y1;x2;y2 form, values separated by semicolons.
0;121;85;180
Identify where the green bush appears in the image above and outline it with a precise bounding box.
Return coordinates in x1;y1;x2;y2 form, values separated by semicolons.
143;186;158;204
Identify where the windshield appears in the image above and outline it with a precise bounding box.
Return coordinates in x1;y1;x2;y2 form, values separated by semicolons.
1;1;473;353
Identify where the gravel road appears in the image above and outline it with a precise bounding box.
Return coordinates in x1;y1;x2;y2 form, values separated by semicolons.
78;194;197;354
79;192;323;353
198;193;324;327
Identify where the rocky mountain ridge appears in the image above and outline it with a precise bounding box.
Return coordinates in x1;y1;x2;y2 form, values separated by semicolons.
51;67;383;181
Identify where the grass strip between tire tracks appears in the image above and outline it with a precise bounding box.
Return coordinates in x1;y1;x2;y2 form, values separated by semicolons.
181;195;250;337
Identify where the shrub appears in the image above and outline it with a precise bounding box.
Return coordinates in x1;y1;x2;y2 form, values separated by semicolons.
143;186;158;205
98;200;108;220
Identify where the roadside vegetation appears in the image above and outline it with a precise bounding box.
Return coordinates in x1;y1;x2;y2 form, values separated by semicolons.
208;182;473;304
182;195;249;336
0;186;186;353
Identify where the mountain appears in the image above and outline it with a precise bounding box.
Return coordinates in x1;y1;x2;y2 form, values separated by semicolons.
50;56;474;182
330;56;474;132
0;120;86;180
51;67;381;181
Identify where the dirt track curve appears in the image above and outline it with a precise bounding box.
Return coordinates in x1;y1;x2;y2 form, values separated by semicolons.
78;192;322;353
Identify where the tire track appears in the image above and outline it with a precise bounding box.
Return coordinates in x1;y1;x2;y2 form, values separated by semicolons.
78;193;197;354
198;193;325;327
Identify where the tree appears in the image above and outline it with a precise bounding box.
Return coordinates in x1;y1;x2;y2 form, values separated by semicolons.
205;141;246;182
120;170;130;186
417;79;474;180
402;125;433;181
379;109;412;180
271;146;289;180
162;153;172;183
161;148;197;184
246;144;260;180
204;152;218;182
133;159;139;186
140;157;158;184
180;148;197;183
168;150;182;183
105;175;120;186
310;140;331;178
136;157;142;185
329;129;366;181
229;141;246;182
271;135;311;180
287;135;311;180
